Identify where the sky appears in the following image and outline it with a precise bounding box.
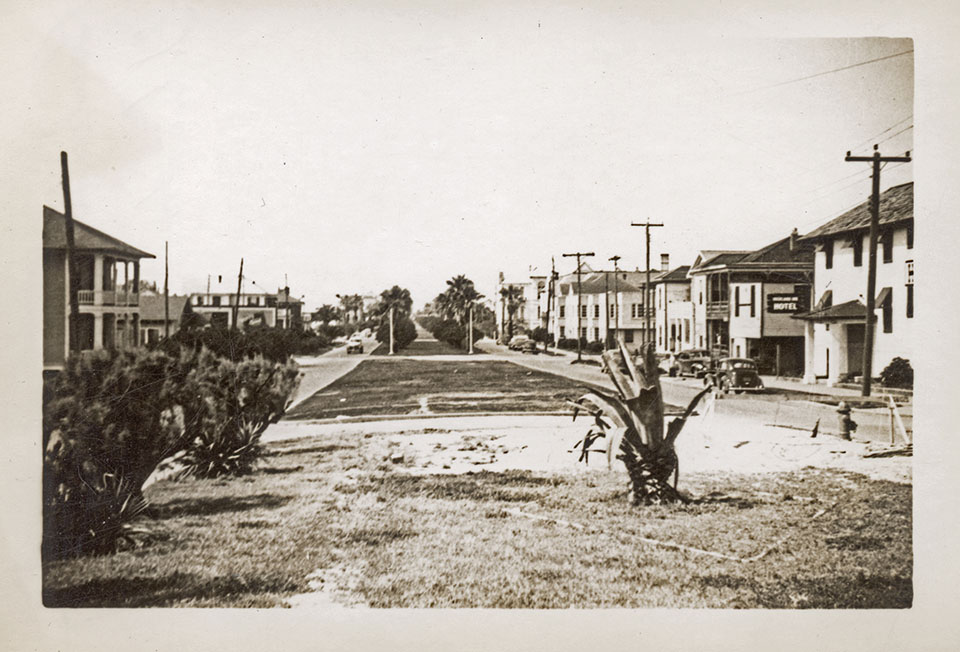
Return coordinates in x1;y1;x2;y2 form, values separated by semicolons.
5;1;913;312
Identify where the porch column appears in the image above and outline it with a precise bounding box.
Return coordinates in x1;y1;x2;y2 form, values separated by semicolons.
93;255;104;306
828;325;845;386
93;314;103;350
802;321;816;384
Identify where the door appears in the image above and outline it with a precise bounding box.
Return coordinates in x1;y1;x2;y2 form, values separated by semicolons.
847;323;865;375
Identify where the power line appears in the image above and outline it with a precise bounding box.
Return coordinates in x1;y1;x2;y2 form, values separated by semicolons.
876;124;913;146
849;114;913;153
735;49;913;95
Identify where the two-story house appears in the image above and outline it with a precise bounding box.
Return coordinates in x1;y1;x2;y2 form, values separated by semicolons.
496;271;547;339
689;232;814;376
43;206;154;371
794;182;914;385
653;262;692;354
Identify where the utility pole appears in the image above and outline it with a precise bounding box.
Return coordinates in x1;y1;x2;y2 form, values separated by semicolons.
164;241;170;338
233;258;243;330
609;255;620;348
604;267;610;350
544;257;557;352
389;305;395;355
845;144;911;397
562;251;594;363
61;152;80;354
631;220;664;349
468;302;474;354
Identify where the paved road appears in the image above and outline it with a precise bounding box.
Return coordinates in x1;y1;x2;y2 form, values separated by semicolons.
287;333;380;410
476;339;912;445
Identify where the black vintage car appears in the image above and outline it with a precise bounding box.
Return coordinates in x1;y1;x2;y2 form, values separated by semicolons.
669;349;713;378
704;357;765;394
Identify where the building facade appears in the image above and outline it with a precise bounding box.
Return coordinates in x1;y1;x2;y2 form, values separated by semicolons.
189;285;303;330
139;294;191;344
688;233;813;376
495;271;546;340
654;265;692;354
795;182;914;385
42;206;154;371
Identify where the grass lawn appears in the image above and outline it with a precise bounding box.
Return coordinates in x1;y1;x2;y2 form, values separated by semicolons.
369;337;475;356
285;359;590;420
42;430;912;608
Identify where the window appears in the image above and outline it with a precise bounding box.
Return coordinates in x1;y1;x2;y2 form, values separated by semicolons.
684;319;691;342
195;296;204;306
212;295;221;307
906;222;914;249
880;289;893;333
734;286;740;317
824;239;833;269
906;285;914;319
699;335;704;347
559;305;565;318
559;326;565;337
609;304;615;318
624;330;634;343
580;305;587;318
881;230;893;263
699;292;703;305
594;305;600;318
580;327;587;339
750;285;756;317
594;328;600;341
852;235;863;267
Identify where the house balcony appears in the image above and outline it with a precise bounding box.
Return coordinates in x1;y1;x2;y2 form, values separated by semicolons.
76;289;140;307
705;300;729;320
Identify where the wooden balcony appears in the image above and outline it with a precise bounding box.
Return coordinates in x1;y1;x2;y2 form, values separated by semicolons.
706;300;729;320
75;289;140;307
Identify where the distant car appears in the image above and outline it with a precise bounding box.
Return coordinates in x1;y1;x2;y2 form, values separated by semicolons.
670;349;713;378
346;336;364;354
507;335;538;354
333;335;349;345
704;357;764;394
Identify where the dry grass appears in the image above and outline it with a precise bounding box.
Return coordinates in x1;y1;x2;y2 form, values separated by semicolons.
42;430;912;609
284;359;588;420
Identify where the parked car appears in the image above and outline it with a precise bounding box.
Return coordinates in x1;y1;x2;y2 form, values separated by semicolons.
507;335;538;354
669;349;713;378
346;335;364;354
704;357;764;394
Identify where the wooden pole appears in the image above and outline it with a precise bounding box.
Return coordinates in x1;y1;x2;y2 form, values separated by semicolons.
631;221;664;348
845;145;911;396
468;303;474;354
233;258;243;330
164;241;170;338
61;152;80;354
389;305;395;355
562;251;595;362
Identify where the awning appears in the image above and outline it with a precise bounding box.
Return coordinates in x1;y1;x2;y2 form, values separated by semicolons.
792;299;868;322
875;286;891;307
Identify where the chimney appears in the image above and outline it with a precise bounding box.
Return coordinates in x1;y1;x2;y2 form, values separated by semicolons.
660;254;670;272
790;228;798;251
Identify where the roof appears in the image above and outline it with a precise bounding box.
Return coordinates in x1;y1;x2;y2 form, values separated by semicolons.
559;272;642;295
689;233;814;273
43;206;155;259
139;295;189;321
801;182;913;241
793;299;867;322
654;266;691;283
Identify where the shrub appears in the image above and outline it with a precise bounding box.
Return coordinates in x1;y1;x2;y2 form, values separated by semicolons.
43;348;195;559
880;357;913;389
417;315;442;333
160;326;328;362
433;319;464;347
530;326;553;347
376;316;417;351
585;340;605;354
557;337;588;351
177;351;300;479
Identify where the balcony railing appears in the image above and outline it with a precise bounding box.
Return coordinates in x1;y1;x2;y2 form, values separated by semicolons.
75;289;140;307
706;300;729;319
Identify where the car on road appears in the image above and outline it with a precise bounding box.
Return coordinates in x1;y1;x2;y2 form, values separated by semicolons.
704;357;764;394
669;349;713;378
346;336;364;354
507;335;538;354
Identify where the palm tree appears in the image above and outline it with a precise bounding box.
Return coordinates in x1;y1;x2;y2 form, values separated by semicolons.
499;285;525;340
443;275;482;326
573;342;712;505
338;294;364;323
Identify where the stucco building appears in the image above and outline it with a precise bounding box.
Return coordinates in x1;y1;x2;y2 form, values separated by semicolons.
794;182;914;385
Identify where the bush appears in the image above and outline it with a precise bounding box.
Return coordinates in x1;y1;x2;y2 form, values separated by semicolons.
160;326;328;362
417;315;442;333
376;316;417;351
880;357;913;389
556;337;587;351
530;326;553;347
177;350;300;479
433;319;465;347
43;348;195;559
585;340;605;354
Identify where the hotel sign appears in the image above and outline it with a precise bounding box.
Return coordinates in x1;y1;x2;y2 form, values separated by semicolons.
767;293;804;313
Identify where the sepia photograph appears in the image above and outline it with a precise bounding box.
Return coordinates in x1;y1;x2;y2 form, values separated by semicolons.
4;0;960;649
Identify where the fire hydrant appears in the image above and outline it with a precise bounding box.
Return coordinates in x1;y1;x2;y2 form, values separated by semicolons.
837;401;857;441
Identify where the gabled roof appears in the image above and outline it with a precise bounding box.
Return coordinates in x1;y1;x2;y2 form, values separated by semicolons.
654;266;691;283
139;295;189;321
558;272;642;295
801;182;913;241
689;233;813;274
690;250;750;272
43;206;155;259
